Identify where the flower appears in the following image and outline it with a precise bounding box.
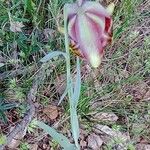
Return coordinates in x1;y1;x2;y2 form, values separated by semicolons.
65;0;114;68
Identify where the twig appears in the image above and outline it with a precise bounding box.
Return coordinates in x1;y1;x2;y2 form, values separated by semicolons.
0;81;38;150
0;65;35;80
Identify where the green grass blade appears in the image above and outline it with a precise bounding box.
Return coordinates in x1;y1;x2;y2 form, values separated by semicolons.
64;4;80;149
58;87;68;105
0;63;4;67
1;103;17;110
70;57;81;149
72;57;81;107
9;1;22;11
0;110;7;124
70;106;80;149
40;51;67;62
36;121;76;150
24;0;35;15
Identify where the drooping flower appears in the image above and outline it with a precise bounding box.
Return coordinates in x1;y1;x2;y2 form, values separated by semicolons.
65;0;114;68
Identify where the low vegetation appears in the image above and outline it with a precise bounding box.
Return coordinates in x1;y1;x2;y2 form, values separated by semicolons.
0;0;149;149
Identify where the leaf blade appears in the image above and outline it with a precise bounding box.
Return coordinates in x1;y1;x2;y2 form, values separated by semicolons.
36;121;76;150
40;51;67;63
72;57;81;107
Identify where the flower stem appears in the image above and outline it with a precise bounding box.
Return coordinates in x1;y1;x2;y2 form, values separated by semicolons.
64;5;80;150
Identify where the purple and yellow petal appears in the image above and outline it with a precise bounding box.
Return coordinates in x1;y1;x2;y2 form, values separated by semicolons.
65;0;113;68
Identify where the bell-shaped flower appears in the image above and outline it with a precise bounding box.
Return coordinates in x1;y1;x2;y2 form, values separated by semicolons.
65;0;114;68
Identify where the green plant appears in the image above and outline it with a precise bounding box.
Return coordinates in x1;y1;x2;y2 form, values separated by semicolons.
0;95;17;123
36;0;115;149
17;104;28;117
37;50;81;150
127;143;136;150
105;137;126;150
51;139;59;150
27;118;37;134
36;3;82;149
0;0;149;149
8;79;25;102
0;134;6;145
37;121;76;150
19;142;30;150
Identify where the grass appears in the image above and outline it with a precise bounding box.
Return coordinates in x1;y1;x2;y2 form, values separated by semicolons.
0;0;150;149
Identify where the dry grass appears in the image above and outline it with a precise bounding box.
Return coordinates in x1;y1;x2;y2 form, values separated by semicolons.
0;0;150;149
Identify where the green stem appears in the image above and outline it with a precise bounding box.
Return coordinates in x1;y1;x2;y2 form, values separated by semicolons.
64;6;72;101
64;5;80;150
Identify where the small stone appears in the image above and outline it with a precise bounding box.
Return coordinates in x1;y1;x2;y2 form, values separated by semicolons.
136;144;150;150
43;105;58;120
10;20;24;32
94;112;118;122
94;125;129;141
87;133;103;150
80;140;87;148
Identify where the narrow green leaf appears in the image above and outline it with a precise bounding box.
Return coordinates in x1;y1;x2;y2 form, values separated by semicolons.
58;87;68;105
9;1;22;11
36;121;76;150
40;51;67;63
72;57;81;107
0;110;7;124
0;63;4;68
64;4;80;149
0;134;6;145
24;0;35;15
70;57;81;149
1;103;17;110
13;17;29;22
70;107;80;149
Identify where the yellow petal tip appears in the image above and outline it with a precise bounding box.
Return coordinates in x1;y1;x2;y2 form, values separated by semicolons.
89;53;101;68
106;3;115;15
58;26;64;34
